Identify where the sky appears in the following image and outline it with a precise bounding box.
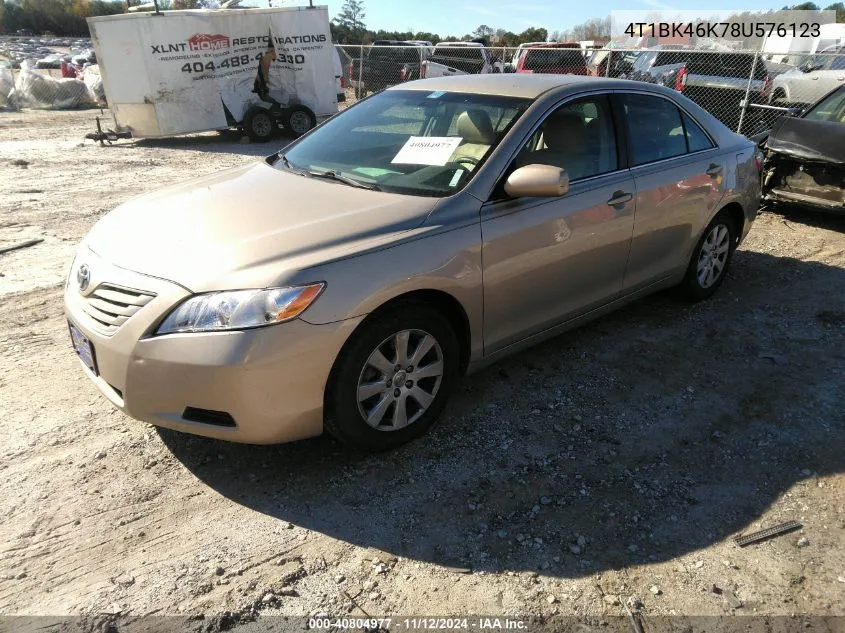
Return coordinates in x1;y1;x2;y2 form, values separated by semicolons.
265;0;786;38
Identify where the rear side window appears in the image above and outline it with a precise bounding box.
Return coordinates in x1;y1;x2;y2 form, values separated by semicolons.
684;52;767;79
523;49;585;72
370;46;418;63
682;112;714;152
654;50;692;66
622;94;687;165
436;47;483;60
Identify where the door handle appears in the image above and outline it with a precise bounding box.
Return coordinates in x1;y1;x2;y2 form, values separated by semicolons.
606;191;633;206
706;163;723;177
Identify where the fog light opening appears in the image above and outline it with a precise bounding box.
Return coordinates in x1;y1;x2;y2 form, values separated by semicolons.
182;407;237;428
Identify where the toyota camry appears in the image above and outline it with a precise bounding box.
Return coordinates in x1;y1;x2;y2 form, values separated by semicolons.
65;75;760;451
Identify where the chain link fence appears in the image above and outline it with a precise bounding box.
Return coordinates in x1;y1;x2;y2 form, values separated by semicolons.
3;39;843;138
336;44;845;136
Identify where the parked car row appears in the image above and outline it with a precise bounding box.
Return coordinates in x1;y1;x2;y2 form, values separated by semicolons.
0;36;94;70
341;42;845;139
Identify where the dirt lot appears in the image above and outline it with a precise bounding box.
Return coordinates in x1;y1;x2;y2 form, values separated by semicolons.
1;110;844;631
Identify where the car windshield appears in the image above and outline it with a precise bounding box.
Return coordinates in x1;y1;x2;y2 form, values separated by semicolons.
803;87;845;123
278;90;530;197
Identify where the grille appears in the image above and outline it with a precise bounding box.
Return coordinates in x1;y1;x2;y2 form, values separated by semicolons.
79;283;156;335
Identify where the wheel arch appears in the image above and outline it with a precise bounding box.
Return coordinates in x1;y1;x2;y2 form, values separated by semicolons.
323;289;472;412
717;201;746;244
684;200;747;265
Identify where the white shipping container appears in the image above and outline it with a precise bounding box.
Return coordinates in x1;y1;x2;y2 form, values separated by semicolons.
87;6;336;138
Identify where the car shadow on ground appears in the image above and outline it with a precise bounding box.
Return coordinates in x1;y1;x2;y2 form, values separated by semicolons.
158;249;845;579
102;131;294;158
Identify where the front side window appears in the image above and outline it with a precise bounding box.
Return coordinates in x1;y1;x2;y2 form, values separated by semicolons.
514;95;618;181
622;93;687;166
280;90;529;197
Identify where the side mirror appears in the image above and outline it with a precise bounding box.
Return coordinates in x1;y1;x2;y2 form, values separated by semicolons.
504;164;569;198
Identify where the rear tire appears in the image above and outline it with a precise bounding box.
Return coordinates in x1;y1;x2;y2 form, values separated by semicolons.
676;211;738;302
283;105;316;138
324;305;460;452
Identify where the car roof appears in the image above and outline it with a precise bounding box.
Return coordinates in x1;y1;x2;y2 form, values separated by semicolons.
392;74;641;99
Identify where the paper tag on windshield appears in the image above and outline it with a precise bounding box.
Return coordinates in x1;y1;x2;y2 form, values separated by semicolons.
391;136;463;166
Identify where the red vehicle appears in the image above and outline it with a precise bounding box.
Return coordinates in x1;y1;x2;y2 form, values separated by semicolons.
515;42;588;75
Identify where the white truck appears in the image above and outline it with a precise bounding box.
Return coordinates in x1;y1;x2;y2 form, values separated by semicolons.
420;42;504;78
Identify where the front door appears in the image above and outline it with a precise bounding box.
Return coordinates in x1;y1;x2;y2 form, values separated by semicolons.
481;94;635;354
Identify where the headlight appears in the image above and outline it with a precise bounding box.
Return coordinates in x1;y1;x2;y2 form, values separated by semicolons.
156;283;324;334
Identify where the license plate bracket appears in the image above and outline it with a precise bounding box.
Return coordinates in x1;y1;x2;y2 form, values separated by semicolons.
68;321;98;376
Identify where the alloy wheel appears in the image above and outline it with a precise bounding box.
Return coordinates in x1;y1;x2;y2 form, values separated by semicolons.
356;329;444;431
697;223;731;289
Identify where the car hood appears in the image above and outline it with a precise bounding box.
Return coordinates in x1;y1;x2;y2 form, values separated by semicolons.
765;115;845;164
84;160;437;292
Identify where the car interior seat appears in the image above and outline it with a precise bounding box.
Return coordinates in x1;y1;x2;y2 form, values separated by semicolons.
450;109;496;166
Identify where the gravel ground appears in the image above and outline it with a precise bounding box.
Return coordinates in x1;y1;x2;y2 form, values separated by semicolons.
1;110;844;631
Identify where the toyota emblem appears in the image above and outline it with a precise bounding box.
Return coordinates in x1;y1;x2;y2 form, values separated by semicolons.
77;263;91;292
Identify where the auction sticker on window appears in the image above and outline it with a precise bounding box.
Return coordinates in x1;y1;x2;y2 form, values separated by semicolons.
392;137;463;166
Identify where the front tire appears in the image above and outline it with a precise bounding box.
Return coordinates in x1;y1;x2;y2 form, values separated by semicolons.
676;211;738;302
324;305;460;452
242;107;276;142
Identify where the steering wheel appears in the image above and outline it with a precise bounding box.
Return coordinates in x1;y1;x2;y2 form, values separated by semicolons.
453;156;480;168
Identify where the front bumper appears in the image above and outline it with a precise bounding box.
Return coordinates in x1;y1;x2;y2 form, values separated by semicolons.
64;248;363;444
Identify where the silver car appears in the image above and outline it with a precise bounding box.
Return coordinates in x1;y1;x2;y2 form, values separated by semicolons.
769;46;845;107
65;75;760;451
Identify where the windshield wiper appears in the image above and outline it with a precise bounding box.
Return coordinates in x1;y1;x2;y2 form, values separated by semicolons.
307;169;381;191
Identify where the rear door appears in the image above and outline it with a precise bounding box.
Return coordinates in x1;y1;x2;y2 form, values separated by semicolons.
617;91;727;290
